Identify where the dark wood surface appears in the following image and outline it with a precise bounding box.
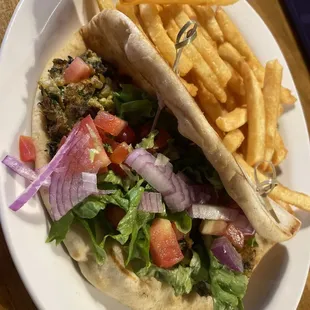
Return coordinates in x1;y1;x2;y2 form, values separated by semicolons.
0;0;309;309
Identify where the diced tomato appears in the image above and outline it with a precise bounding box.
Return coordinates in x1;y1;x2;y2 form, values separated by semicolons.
94;111;127;136
105;206;126;229
109;163;126;178
172;222;184;241
139;122;152;139
116;125;136;145
225;224;244;249
98;166;108;174
150;218;184;268
79;115;111;171
19;136;36;162
63;57;92;84
155;128;170;150
110;142;129;165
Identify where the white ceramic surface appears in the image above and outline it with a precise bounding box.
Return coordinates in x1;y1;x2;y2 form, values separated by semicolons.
0;0;310;309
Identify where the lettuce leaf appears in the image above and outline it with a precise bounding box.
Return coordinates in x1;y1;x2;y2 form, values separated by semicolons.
160;211;192;234
209;251;248;310
135;130;158;149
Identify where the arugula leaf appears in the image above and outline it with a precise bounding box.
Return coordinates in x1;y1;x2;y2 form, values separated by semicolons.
209;251;248;310
73;196;105;219
76;218;106;265
136;130;158;149
137;250;208;296
46;211;74;245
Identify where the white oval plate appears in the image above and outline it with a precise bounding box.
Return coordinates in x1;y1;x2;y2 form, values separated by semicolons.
0;0;310;309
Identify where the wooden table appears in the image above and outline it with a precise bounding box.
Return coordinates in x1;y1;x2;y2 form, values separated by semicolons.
0;0;310;309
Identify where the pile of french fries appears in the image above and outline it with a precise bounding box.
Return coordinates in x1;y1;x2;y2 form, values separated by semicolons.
97;0;310;213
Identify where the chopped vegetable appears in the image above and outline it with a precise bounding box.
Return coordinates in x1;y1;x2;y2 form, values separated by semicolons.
233;214;255;236
187;204;239;221
150;218;184;268
211;237;243;272
138;192;164;213
63;57;92;84
94;111;127;136
225;224;245;249
116;125;136;145
110;142;130;164
172;222;184;241
200;220;228;236
19;136;36;162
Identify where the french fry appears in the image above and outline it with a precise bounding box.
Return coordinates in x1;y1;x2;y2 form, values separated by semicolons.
272;130;288;166
235;154;310;211
223;129;245;153
120;0;238;5
263;60;283;168
239;61;265;166
180;78;198;97
181;5;216;47
216;107;247;132
116;3;145;33
226;62;245;96
215;7;264;86
218;42;244;71
225;91;237;112
97;0;115;10
275;200;294;214
192;5;224;44
163;11;227;102
138;4;193;76
281;87;297;105
168;5;231;87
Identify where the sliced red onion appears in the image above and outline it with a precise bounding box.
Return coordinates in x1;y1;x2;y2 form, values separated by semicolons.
233;214;255;236
2;155;50;187
81;172;98;193
211;236;244;273
8;124;80;211
187;204;239;221
176;172;192;184
138;192;164;213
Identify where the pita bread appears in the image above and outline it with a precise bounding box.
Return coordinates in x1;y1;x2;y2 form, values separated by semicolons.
32;10;278;310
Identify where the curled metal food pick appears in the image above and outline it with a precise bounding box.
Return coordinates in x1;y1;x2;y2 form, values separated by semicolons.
173;20;198;75
254;160;280;223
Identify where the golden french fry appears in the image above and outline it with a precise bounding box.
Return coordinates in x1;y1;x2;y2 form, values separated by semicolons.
275;200;294;214
180;78;198;97
138;4;193;76
181;5;216;47
263;60;283;167
235;154;310;211
281;87;297;105
120;0;238;5
278;104;284;118
239;61;265;166
117;3;145;34
223;129;245;153
163;12;227;102
215;7;264;86
168;5;231;87
272;130;288;166
218;42;244;71
225;91;237;112
192;5;224;44
97;0;115;10
216;107;247;132
225;62;245;96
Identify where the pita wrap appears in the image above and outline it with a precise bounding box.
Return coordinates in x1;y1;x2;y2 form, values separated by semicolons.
31;9;295;310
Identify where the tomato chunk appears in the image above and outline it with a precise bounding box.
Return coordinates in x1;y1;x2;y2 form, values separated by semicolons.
94;111;127;136
172;222;184;241
78;115;111;171
64;57;92;84
105;206;126;229
19;136;36;162
116;125;136;145
150;218;184;268
155;129;171;150
109;163;126;177
110;142;129;164
225;224;244;249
